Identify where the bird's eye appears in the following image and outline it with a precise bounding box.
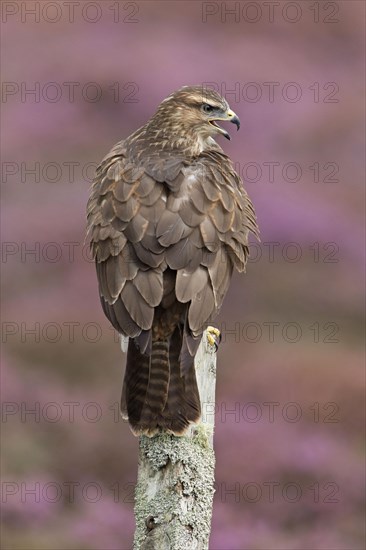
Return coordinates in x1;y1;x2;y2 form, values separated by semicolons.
202;103;214;114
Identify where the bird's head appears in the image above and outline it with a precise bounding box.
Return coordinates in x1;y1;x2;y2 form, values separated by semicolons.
151;85;240;148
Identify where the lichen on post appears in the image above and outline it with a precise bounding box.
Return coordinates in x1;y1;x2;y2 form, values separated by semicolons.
133;331;217;549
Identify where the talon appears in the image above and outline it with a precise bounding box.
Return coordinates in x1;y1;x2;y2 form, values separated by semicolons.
206;326;221;351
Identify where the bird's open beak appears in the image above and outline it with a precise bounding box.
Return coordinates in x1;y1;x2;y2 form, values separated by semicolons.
208;109;241;140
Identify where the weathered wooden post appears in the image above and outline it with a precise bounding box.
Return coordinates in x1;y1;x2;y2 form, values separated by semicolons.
133;330;217;549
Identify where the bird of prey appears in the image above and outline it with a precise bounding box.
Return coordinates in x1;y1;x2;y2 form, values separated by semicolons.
86;85;258;436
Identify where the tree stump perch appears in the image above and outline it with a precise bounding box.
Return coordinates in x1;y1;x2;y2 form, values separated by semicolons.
133;331;217;549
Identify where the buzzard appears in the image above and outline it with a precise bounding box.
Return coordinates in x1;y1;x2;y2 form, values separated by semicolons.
86;86;258;436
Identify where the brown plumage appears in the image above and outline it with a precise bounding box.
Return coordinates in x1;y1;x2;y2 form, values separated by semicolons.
86;85;258;436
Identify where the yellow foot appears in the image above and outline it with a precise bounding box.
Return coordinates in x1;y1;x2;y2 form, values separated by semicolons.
206;326;221;351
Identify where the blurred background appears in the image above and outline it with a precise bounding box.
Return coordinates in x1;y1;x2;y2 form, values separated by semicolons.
1;1;365;548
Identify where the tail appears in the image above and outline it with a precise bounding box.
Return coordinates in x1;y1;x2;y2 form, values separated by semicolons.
121;327;201;436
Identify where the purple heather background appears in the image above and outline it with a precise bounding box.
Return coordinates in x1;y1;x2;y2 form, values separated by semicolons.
1;1;365;549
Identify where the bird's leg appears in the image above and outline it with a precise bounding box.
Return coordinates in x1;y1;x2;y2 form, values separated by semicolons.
206;326;221;352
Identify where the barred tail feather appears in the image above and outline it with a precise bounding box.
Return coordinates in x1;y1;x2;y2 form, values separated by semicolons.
121;328;201;436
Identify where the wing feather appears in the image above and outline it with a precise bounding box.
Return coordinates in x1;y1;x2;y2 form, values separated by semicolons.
133;270;164;307
121;281;154;330
86;136;258;343
176;267;209;303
